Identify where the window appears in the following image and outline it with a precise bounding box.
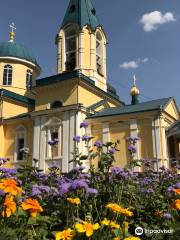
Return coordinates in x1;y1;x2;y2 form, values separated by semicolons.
96;32;103;75
51;101;63;109
44;117;62;159
3;65;13;85
14;125;26;161
65;27;77;71
26;69;33;89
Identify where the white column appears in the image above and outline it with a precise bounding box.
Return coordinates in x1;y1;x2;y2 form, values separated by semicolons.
32;117;41;166
152;118;161;170
69;110;76;170
62;111;69;173
57;36;62;73
130;119;141;172
78;31;84;69
102;122;110;144
160;117;169;168
39;116;47;171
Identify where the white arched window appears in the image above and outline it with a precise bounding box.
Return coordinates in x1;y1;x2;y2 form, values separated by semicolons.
3;64;13;85
65;26;77;71
14;125;27;161
96;32;103;75
26;69;33;89
44;117;62;159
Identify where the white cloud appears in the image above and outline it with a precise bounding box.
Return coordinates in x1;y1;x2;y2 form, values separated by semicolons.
140;11;176;32
120;58;149;70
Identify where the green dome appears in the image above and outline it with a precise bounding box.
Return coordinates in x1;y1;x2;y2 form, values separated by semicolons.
0;42;38;65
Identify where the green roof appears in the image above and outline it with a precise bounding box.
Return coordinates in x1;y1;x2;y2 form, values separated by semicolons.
88;97;173;119
61;0;101;30
36;70;121;102
0;42;38;65
0;88;35;106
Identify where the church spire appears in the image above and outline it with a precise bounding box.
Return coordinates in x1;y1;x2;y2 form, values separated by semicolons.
61;0;101;31
130;75;140;105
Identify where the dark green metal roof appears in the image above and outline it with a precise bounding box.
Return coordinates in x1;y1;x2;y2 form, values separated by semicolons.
0;88;35;106
61;0;101;30
36;70;120;102
88;97;173;119
0;42;38;65
166;120;180;136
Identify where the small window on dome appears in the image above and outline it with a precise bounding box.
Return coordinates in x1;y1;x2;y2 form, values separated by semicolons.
51;101;63;109
3;65;12;85
26;70;33;89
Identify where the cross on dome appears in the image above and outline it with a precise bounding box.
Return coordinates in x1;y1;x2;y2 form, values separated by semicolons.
9;22;16;42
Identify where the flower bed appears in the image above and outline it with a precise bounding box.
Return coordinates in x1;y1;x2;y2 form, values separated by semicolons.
0;124;179;240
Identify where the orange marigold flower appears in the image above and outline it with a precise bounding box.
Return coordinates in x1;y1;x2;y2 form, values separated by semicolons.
154;211;163;217
67;197;81;205
75;221;100;237
56;228;74;240
2;195;16;218
173;189;180;195
22;198;43;217
0;179;22;196
171;199;180;210
106;203;133;217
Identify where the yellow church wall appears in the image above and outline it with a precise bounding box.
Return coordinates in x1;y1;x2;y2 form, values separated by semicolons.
138;119;154;160
4;119;33;162
35;80;78;111
164;101;179;120
83;28;91;67
0;125;5;157
2;99;28;118
0;61;36;96
110;124;130;168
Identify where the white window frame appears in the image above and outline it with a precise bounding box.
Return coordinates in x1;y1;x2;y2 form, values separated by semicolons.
14;125;27;162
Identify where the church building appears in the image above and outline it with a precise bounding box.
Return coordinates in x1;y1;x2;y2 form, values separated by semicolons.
0;0;179;172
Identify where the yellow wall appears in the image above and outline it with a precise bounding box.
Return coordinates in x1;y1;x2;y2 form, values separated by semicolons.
4;119;33;162
138;119;154;159
165;102;179;120
35;80;78;111
110;124;130;167
0;125;5;156
0;60;37;96
2;99;28;118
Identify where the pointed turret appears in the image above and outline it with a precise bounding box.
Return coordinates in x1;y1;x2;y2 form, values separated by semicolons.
61;0;101;31
130;75;140;105
56;0;107;91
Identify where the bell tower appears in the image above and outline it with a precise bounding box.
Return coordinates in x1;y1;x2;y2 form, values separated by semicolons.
56;0;107;91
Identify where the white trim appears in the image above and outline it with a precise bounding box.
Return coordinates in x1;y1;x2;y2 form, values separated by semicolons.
69;110;76;170
102;122;110;144
62;111;69;172
0;56;40;72
32;117;41;165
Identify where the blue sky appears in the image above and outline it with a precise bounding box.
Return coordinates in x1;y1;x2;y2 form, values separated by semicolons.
0;0;180;105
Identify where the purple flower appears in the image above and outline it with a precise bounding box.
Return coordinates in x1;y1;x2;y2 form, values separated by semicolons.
71;166;86;173
111;167;123;175
128;145;137;154
146;188;155;194
109;147;115;155
163;213;172;219
0;158;10;166
48;161;59;169
48;139;59;146
126;137;140;144
71;179;88;190
82;135;91;142
175;182;180;189
0;167;17;175
80;122;89;129
0;190;5;196
94;141;103;148
73;136;81;143
86;188;98;196
59;182;71;196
